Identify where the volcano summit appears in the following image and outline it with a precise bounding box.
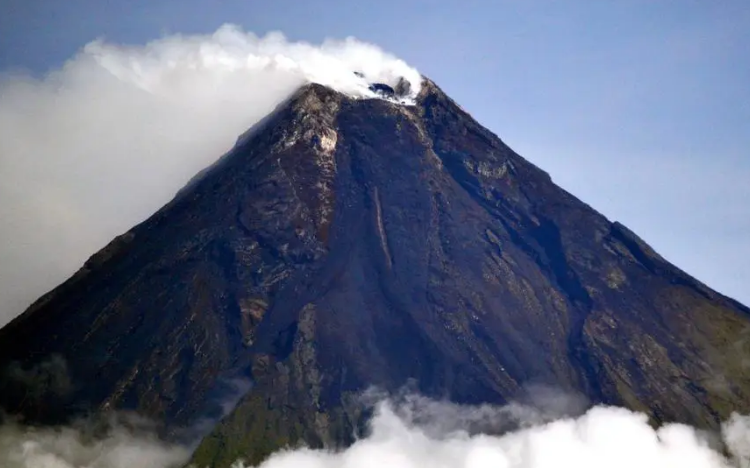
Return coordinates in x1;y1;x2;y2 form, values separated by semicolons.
1;76;749;467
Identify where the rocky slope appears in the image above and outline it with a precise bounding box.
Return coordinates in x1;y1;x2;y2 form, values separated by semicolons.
1;79;749;467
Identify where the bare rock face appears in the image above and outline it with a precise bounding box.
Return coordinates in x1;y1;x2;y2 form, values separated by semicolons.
1;80;749;467
368;82;396;97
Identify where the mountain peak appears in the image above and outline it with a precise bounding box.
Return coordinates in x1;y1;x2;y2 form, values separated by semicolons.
1;77;749;468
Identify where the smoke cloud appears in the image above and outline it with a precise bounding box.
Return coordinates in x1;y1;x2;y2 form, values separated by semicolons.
0;24;421;327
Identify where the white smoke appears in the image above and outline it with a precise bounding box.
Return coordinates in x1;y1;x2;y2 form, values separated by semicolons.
0;25;421;327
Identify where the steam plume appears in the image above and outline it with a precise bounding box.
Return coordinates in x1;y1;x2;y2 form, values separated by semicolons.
0;25;421;326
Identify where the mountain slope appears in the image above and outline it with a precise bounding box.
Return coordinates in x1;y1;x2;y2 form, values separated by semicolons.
1;79;749;467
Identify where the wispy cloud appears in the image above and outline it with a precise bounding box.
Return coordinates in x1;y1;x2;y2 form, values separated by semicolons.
0;413;189;468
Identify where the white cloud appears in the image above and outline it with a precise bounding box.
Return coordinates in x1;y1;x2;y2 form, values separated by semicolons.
0;414;189;468
236;399;749;468
0;395;747;468
0;24;421;327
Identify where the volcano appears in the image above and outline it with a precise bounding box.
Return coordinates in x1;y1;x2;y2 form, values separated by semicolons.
1;78;749;467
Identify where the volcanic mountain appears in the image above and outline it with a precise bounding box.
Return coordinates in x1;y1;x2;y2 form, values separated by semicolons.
1;78;749;467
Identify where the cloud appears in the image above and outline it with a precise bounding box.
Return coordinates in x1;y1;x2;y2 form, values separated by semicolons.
176;377;254;445
355;387;590;438
233;398;750;468
2;355;72;398
0;393;747;468
0;376;251;467
0;24;421;327
0;355;73;418
0;413;190;468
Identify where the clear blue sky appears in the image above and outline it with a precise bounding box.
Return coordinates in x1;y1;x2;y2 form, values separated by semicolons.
2;0;749;303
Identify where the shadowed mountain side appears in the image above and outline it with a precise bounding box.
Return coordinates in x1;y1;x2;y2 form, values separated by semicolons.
0;80;748;467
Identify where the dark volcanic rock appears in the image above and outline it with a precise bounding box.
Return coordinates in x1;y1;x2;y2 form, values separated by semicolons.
368;82;396;97
1;79;749;467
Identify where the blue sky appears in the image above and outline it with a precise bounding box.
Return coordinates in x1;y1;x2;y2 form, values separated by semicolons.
2;0;749;304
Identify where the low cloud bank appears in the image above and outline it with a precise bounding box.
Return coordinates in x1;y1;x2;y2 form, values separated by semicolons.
0;374;251;467
0;395;748;468
0;25;421;327
239;397;750;468
0;414;189;468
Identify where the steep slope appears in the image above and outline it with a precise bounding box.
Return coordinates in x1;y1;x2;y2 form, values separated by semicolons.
1;80;749;467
